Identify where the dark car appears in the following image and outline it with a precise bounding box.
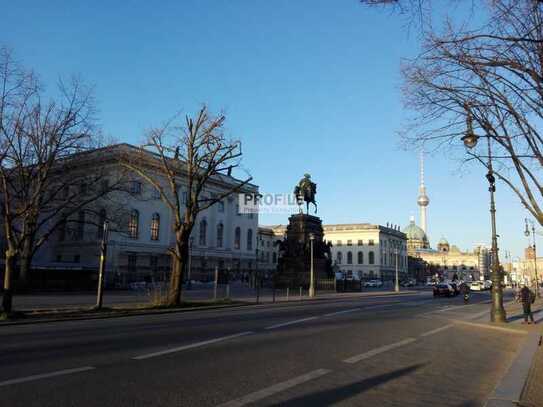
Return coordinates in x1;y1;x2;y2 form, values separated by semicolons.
433;283;455;297
449;282;460;296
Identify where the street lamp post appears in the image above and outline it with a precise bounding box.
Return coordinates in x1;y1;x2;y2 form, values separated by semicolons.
524;218;541;298
394;248;400;293
309;233;315;298
187;237;193;290
462;105;507;323
95;221;109;310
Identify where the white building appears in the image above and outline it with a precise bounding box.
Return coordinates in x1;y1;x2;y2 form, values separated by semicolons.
259;223;408;282
33;144;259;287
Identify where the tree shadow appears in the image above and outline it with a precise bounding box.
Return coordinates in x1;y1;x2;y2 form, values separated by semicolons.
271;363;426;406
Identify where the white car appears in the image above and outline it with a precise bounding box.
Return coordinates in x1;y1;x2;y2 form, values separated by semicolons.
483;280;493;290
470;281;483;291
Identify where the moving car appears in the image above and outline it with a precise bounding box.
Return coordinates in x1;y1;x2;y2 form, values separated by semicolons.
364;279;383;288
433;283;455;297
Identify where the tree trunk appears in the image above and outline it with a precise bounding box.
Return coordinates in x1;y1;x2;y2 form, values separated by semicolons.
2;251;16;314
18;239;33;290
167;240;188;306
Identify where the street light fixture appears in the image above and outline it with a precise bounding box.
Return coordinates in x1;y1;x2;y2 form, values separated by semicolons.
524;218;540;298
309;233;315;298
462;104;506;323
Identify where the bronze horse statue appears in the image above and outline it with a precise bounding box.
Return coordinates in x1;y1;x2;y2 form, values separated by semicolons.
294;173;317;214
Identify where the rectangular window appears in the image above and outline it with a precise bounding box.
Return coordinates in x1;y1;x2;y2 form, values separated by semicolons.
130;181;142;195
73;254;80;263
152;188;161;200
218;200;225;213
128;253;137;272
347;240;352;246
368;240;375;246
357;240;363;246
336;240;342;246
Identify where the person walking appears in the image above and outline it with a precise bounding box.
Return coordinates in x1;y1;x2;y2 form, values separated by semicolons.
519;285;536;324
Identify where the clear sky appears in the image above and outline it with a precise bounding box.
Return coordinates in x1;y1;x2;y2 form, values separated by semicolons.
1;0;533;259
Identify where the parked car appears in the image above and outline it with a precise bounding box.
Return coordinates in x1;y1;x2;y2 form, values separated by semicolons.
433;283;455;297
401;279;416;287
364;279;383;288
470;281;483;291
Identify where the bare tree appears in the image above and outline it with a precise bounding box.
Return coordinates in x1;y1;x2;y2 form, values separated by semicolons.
121;106;253;306
0;48;111;313
360;1;543;225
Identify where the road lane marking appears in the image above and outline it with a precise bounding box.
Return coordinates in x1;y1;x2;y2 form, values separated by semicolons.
265;316;318;330
133;331;253;360
324;308;360;317
216;368;331;407
420;324;453;337
343;338;416;364
0;366;95;387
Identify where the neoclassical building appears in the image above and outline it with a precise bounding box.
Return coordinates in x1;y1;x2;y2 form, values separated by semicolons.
258;222;408;281
32;144;259;287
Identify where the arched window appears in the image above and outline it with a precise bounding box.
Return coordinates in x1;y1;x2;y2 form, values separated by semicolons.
369;251;375;265
247;229;253;251
199;219;207;246
272;252;277;263
357;251;363;264
216;223;224;248
347;251;353;264
336;251;343;264
150;213;160;241
128;210;139;239
234;227;241;250
97;208;107;239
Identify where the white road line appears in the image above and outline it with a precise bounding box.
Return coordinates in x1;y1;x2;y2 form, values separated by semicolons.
324;308;360;317
216;368;331;407
420;324;453;337
343;338;416;364
265;316;318;330
0;366;95;387
133;331;253;360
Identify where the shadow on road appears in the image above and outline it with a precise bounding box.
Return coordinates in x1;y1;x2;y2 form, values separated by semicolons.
271;363;426;406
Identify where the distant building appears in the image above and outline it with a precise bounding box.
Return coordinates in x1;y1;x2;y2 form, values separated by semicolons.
260;223;408;282
403;152;489;281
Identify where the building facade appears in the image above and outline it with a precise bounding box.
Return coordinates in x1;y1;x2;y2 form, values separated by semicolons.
32;144;259;287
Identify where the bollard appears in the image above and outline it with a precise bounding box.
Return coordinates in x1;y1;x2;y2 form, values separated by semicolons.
286;287;290;302
299;286;303;301
225;283;230;299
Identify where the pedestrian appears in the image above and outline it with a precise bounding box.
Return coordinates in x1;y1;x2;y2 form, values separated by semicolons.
519;285;536;324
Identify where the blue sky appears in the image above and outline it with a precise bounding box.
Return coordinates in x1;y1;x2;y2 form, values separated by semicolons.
1;0;533;258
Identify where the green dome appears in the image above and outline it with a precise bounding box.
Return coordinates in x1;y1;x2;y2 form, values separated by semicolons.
438;237;449;245
403;219;427;241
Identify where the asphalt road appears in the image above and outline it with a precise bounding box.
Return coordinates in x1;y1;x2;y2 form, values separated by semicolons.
0;290;525;406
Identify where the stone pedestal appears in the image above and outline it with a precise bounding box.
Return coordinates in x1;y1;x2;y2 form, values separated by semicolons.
276;214;331;288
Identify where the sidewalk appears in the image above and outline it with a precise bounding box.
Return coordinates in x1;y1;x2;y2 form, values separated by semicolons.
484;299;543;407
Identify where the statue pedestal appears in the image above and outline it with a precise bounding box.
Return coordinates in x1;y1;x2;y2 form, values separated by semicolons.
276;214;331;288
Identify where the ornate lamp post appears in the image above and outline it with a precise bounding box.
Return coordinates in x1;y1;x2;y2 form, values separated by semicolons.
309;233;315;297
462;104;507;323
524;218;541;297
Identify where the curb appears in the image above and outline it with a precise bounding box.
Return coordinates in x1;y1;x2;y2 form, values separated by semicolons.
0;290;419;327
